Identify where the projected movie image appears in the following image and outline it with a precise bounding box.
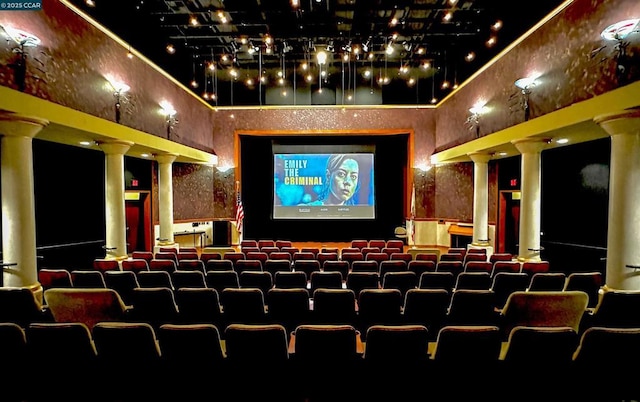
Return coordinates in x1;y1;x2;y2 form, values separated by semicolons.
273;153;375;219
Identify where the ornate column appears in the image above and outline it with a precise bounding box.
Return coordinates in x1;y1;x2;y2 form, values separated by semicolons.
513;138;549;262
469;152;492;248
98;140;133;260
0;112;48;296
595;108;640;290
155;153;178;247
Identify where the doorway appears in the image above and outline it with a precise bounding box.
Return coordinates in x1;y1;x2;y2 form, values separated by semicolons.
125;191;152;253
498;191;521;255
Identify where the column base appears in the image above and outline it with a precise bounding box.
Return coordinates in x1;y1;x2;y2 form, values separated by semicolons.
154;242;178;254
468;244;493;259
516;255;542;263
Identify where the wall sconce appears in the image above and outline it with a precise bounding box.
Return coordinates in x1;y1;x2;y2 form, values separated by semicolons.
593;19;640;85
466;101;488;138
514;75;539;121
105;75;130;124
159;100;178;140
1;25;41;92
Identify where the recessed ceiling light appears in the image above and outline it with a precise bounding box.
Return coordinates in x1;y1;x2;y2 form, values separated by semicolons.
79;141;92;146
498;152;507;156
556;138;569;144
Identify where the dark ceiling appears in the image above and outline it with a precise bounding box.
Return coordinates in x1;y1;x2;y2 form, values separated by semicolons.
69;0;566;106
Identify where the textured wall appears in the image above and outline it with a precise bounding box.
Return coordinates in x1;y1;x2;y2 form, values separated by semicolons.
0;1;214;152
434;0;640;150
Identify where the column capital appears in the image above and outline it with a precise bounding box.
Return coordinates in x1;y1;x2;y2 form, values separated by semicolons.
512;138;550;154
468;152;492;164
97;140;133;155
155;152;179;164
594;107;640;136
0;112;48;138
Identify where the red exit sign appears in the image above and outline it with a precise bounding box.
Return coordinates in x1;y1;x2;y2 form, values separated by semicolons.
131;179;139;187
510;178;518;187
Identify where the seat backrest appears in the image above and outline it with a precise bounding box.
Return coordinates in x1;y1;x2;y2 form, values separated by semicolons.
234;259;263;274
220;288;267;325
562;271;603;309
273;271;307;289
453;272;492;291
177;252;199;261
499;290;589;339
239;271;274;295
154;252;178;265
266;288;310;335
224;323;289;363
572;326;640;364
44;288;129;330
157;323;225;364
257;240;276;249
93;258;120;273
199;252;222;265
177;259;206;273
436;261;464;277
381;271;418;299
267;252;292;262
408;260;437;277
121;259;150;274
386;239;405;250
464;261;493;274
490;261;521;276
131;251;154;264
103;270;140;305
171;270;207;289
445;289;497;327
317;252;340;267
369;240;387;249
312;288;357;326
136;270;174;290
26;322;97;363
39;269;73;290
586;289;640;329
92;322;162;369
419;271;455;292
402;289;450;338
350;240;368;250
527;272;566;291
205;270;240;293
322;260;349;279
310;271;343;293
432;325;501;362
293;259;321;278
489;253;513;263
205;259;234;272
275;240;293;249
0;323;27;384
379;260;408;279
415;253;438;263
363;325;430;363
521;261;550;276
490;272;530;310
129;287;180;329
264;259;292;276
149;258;177;273
500;325;579;362
439;253;463;262
293;324;359;362
357;289;403;338
70;270;106;288
174;288;222;326
350;260;378;273
345;272;380;298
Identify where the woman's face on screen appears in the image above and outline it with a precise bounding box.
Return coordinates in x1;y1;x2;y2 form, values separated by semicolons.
328;158;359;204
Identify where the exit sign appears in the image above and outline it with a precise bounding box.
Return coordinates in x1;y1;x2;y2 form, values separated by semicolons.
510;178;518;187
131;179;139;187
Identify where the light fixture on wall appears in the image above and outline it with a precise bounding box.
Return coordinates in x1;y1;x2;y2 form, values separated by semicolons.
159;100;178;140
466;101;488;138
596;19;640;85
1;25;42;91
105;75;130;124
514;75;538;121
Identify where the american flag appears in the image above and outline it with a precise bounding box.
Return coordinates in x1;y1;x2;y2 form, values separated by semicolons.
235;189;244;234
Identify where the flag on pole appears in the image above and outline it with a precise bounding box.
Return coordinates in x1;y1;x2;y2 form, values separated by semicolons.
235;182;244;236
410;184;416;246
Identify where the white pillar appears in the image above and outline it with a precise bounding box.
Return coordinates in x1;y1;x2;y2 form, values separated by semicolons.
0;112;48;294
155;153;178;246
98;141;133;260
595;108;640;290
513;138;549;262
469;153;492;246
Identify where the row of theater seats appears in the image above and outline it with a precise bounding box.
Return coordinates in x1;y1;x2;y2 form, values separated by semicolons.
1;318;639;401
38;265;602;318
